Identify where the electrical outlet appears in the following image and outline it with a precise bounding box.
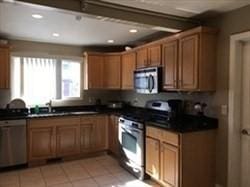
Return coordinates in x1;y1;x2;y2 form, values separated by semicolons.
221;105;228;116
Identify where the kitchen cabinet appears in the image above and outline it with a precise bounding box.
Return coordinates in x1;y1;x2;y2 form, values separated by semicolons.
148;45;162;67
108;115;120;156
93;115;108;151
84;52;121;89
28;126;56;160
80;117;95;153
85;54;104;89
80;115;108;153
121;52;136;90
178;34;199;90
56;124;80;157
162;27;217;91
28;117;80;162
136;44;161;69
161;143;179;187
0;45;10;89
162;40;178;90
104;55;121;89
146;126;216;187
136;47;148;68
146;137;160;180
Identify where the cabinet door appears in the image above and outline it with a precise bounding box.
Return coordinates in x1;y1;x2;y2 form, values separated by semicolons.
108;115;120;156
80;117;95;153
161;143;179;187
104;55;121;89
0;46;10;89
28;127;56;160
136;48;148;68
146;137;161;180
121;52;136;90
148;45;161;67
179;34;199;90
56;124;80;157
88;55;104;89
93;115;108;151
162;40;178;90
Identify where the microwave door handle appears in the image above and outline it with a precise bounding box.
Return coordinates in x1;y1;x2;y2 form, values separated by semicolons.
148;75;154;93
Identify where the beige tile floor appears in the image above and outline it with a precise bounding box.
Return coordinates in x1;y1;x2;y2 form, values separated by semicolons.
0;155;161;187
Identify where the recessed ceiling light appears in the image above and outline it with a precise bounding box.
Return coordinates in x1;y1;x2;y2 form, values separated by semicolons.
129;29;138;33
107;39;114;43
52;33;60;37
32;14;43;19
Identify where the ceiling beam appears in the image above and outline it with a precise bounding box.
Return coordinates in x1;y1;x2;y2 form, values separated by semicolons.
9;0;200;30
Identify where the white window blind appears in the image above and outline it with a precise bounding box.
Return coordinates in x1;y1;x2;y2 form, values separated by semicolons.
11;56;81;106
23;57;57;105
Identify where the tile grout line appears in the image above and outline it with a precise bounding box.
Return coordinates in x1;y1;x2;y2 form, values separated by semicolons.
39;166;49;187
59;163;73;187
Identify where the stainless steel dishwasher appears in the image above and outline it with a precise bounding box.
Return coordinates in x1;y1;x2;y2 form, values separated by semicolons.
0;119;27;167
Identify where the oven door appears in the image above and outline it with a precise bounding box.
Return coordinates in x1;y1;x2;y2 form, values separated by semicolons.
119;124;144;166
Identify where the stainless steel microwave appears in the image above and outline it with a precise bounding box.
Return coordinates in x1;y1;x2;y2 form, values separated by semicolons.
134;67;162;94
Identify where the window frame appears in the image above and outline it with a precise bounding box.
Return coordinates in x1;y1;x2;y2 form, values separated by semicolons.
11;52;83;106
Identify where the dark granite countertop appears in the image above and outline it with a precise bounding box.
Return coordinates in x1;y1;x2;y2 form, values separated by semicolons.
0;105;218;133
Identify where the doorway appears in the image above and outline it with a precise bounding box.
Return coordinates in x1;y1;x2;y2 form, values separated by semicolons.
228;31;250;187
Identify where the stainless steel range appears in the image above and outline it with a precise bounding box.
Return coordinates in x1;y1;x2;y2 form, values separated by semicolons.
118;99;184;180
118;117;145;179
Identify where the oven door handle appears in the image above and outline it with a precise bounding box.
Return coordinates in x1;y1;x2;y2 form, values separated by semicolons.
121;126;142;134
148;74;154;93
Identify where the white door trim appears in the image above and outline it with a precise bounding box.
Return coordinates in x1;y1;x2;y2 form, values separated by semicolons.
228;31;250;187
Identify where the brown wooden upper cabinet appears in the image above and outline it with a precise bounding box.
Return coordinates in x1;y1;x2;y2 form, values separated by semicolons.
84;52;121;90
162;27;217;91
136;44;161;69
0;45;10;89
85;54;104;89
104;55;121;89
121;51;136;90
162;39;178;90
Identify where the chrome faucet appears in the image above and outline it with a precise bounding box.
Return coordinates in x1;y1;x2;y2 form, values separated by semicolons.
45;100;52;113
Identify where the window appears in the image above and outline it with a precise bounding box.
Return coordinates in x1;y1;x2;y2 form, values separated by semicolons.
11;56;82;106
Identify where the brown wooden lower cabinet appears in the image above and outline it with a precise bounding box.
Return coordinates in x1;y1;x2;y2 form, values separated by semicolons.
28;126;56;160
146;137;160;180
92;115;108;151
56;124;80;157
108;115;120;156
161;143;179;187
80;115;108;153
146;126;216;187
28;115;109;162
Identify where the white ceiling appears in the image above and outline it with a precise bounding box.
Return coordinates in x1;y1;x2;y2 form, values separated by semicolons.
0;2;158;46
101;0;250;17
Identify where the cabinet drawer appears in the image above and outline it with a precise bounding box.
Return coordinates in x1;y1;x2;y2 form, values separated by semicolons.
28;117;80;128
162;131;179;146
146;126;163;139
